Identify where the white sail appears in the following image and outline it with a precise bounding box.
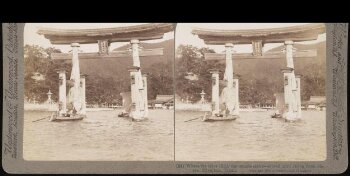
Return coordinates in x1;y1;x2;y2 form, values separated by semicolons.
219;86;236;115
274;93;285;115
120;92;132;113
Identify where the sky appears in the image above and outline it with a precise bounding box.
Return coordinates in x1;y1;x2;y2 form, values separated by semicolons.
24;23;325;53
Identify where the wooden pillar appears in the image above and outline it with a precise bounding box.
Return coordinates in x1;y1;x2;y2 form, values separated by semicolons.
131;39;141;67
209;69;220;115
70;43;82;114
80;74;87;115
130;39;146;119
128;67;142;119
224;43;234;88
281;68;298;120
285;41;295;68
295;74;302;119
142;74;148;117
233;74;240;116
281;40;299;120
57;70;66;115
224;43;237;115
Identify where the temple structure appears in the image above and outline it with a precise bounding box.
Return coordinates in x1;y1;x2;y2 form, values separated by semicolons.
192;23;325;121
39;23;175;120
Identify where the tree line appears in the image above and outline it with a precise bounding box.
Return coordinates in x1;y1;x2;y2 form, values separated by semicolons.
24;44;325;106
175;45;326;105
24;45;173;105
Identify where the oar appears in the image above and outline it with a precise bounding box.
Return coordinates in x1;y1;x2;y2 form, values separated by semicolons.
184;117;200;122
32;116;49;122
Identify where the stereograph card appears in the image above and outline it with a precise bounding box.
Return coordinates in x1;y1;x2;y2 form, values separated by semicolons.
2;23;348;174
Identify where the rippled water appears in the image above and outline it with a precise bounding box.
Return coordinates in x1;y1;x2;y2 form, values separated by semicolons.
175;110;326;161
24;110;326;161
24;110;174;161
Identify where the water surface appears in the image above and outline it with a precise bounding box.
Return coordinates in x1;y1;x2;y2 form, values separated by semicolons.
175;110;326;161
24;110;174;161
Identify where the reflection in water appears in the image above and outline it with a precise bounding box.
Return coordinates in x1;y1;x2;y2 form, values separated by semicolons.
24;110;326;161
175;111;326;161
24;110;174;161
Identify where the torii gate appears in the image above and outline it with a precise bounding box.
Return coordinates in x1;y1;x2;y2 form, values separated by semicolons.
192;23;325;121
38;23;175;120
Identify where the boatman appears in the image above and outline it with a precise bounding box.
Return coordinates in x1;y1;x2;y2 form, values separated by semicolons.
66;80;78;116
119;92;132;117
219;80;236;117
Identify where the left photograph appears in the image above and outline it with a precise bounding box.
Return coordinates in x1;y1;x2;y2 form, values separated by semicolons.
23;23;175;160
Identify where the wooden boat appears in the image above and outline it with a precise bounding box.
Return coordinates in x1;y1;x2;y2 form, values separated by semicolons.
117;112;148;122
271;113;302;122
118;112;130;118
201;112;238;122
131;117;148;122
284;117;302;123
271;113;282;118
49;112;86;122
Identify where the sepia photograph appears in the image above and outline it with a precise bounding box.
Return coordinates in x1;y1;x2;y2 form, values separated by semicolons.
23;23;175;160
2;22;348;174
174;23;327;161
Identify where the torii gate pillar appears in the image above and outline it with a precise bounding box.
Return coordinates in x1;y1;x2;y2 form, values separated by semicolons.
224;43;239;116
129;39;148;120
80;74;87;115
282;40;299;121
57;70;67;115
210;69;220;115
142;74;149;117
70;43;83;114
295;74;302;119
233;74;240;116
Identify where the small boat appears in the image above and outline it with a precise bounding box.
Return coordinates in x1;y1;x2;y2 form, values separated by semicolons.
131;117;148;122
117;112;148;122
118;112;130;118
49;112;86;122
284;118;302;123
201;112;238;122
271;113;282;118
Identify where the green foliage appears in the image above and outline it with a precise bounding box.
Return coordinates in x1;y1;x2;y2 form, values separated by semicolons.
175;45;218;102
24;45;174;105
175;44;326;105
24;45;67;103
24;43;325;106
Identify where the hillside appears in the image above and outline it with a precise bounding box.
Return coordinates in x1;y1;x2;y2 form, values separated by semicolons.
79;39;174;80
229;41;326;82
24;39;174;104
175;41;326;103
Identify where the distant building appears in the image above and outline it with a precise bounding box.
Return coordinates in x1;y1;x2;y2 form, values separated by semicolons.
149;95;174;109
302;96;326;111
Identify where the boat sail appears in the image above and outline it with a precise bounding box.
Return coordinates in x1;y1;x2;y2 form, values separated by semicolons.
118;92;132;117
272;93;285;118
49;80;85;122
201;85;238;122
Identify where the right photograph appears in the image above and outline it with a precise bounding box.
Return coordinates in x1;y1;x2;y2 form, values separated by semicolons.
174;23;327;161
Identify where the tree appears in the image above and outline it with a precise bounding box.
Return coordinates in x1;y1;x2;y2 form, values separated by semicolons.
175;44;326;105
24;45;64;103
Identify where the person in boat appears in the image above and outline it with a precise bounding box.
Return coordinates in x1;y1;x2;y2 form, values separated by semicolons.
272;93;284;118
119;92;132;117
66;80;78;117
219;80;236;117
